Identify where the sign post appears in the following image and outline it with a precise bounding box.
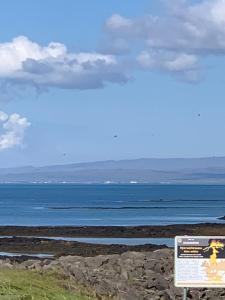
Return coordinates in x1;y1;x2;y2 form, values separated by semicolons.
183;287;188;300
175;236;225;290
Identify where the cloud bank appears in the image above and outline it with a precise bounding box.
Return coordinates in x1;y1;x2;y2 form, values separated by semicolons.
105;0;225;81
0;0;224;92
0;111;30;150
0;36;128;91
0;0;223;151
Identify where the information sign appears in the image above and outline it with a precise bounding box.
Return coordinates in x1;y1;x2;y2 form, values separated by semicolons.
175;236;225;287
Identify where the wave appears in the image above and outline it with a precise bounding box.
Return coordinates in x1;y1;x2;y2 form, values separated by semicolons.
48;206;218;210
33;207;45;210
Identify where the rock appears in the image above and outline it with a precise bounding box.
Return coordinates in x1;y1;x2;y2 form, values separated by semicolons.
218;216;225;220
2;249;225;299
1;262;13;269
158;291;172;300
146;273;169;290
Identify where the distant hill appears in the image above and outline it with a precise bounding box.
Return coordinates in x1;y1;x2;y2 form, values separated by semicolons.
2;157;225;184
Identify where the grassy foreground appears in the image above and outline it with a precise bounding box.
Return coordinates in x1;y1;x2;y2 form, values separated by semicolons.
0;268;95;300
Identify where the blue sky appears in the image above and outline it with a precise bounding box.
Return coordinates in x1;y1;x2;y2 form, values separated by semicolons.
0;0;224;167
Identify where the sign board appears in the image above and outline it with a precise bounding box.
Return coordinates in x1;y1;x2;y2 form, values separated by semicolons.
175;236;225;287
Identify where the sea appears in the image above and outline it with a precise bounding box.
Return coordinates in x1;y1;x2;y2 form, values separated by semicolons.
0;184;224;227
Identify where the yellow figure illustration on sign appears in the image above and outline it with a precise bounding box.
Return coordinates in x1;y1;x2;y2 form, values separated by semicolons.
203;240;225;283
204;240;224;264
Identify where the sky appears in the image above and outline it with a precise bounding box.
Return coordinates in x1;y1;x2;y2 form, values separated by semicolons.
0;0;225;167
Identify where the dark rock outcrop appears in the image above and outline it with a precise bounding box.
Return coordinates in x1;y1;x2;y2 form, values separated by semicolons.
1;249;225;299
0;236;166;257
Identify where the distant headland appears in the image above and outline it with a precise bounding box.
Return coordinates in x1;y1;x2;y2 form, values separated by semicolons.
2;156;225;184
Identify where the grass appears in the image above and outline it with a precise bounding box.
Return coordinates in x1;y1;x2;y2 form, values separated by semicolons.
0;268;95;300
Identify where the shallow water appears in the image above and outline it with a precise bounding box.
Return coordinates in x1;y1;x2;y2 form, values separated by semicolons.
38;236;174;247
0;252;53;258
0;236;174;247
0;184;224;226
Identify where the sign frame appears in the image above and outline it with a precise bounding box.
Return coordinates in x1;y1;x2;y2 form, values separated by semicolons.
175;236;225;288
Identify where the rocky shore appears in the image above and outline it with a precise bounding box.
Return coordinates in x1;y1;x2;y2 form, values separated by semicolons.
1;249;225;300
1;224;225;299
0;236;166;257
0;223;225;238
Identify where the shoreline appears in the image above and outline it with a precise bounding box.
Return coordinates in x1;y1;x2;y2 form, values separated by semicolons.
1;248;223;299
0;236;166;259
1;223;225;258
1;222;225;299
0;223;225;238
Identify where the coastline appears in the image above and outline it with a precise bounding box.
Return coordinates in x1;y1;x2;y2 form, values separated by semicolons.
0;223;224;238
1;224;224;299
0;236;166;258
0;223;224;258
1;248;224;299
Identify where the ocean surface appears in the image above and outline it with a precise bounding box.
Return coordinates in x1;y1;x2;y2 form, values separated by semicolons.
0;184;225;226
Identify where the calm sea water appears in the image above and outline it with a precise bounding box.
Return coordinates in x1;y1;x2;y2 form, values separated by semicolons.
0;184;225;226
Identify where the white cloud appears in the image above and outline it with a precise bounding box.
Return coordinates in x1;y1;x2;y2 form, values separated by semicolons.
137;50;199;82
0;1;224;89
0;111;8;122
0;112;30;150
105;0;225;81
0;36;67;76
137;51;198;71
106;14;132;30
0;36;128;91
106;0;225;52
